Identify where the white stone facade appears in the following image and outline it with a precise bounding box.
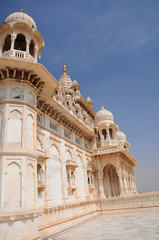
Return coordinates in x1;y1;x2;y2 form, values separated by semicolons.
1;11;157;240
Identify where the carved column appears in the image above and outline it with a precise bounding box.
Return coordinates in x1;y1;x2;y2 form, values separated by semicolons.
34;45;38;63
97;158;105;199
107;127;110;139
132;175;137;193
0;41;3;57
10;34;16;56
118;173;125;196
123;175;129;195
26;39;30;58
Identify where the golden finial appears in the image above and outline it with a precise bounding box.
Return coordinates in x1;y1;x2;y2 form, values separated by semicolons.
63;64;66;74
21;9;23;12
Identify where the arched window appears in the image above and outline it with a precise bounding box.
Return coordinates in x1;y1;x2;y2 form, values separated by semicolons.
67;172;70;183
3;35;11;53
102;129;107;140
91;175;93;184
51;145;59;157
71;171;75;183
37;164;42;180
103;164;120;198
88;177;90;184
29;39;34;56
14;34;26;51
109;128;113;139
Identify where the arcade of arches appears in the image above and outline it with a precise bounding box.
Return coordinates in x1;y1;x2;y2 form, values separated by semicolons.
103;164;120;198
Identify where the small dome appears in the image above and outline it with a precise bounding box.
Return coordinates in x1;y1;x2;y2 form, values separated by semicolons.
5;11;37;30
73;80;78;85
116;131;126;141
95;104;114;126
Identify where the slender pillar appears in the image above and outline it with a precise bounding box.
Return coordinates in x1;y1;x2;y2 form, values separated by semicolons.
118;174;125;196
34;45;38;63
10;34;16;56
97;159;105;199
0;41;3;57
26;39;30;58
107;128;110;139
123;176;129;195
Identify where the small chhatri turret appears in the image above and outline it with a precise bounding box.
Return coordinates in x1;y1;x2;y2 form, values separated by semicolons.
0;10;44;63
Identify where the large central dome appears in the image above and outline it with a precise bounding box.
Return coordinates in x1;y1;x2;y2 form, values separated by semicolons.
5;11;37;29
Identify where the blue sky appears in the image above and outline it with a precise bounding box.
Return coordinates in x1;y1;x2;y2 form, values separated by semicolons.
1;0;159;192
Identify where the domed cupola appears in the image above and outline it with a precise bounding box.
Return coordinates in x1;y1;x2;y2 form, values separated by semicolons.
59;65;73;91
116;131;130;150
95;104;114;126
0;10;44;63
5;11;37;29
116;131;126;141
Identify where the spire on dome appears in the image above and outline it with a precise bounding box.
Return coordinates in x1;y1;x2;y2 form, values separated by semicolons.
101;104;104;110
63;64;66;74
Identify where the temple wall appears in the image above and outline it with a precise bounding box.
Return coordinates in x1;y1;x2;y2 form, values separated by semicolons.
0;211;41;240
99;191;159;212
38;201;98;237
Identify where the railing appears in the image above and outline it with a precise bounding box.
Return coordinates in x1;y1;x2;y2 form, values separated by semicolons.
98;139;118;148
2;50;10;58
2;50;36;63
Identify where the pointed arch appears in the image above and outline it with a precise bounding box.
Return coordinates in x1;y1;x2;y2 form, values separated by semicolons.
103;164;120;198
11;87;23;99
36;137;43;150
5;161;21;207
50;144;59;157
14;33;26;51
65;149;72;161
3;34;11;53
7;109;22;143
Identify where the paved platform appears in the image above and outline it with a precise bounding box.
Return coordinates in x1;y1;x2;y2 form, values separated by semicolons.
52;209;159;240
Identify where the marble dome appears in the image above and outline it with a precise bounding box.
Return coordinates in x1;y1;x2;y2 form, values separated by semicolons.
116;131;127;141
95;104;114;125
5;11;37;29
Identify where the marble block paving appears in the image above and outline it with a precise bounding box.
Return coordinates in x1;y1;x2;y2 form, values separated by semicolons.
53;209;159;240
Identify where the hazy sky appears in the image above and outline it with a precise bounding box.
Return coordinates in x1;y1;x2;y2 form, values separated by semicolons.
0;0;159;192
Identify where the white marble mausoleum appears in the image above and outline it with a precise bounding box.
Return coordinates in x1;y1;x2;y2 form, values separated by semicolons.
0;11;159;240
